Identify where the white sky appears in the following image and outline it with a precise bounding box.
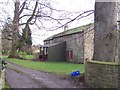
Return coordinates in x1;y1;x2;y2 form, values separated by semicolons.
32;0;95;45
0;0;95;45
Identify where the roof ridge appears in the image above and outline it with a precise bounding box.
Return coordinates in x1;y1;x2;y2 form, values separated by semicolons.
44;23;93;41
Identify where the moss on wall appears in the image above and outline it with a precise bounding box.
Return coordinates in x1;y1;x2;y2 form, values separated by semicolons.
87;60;120;66
0;70;5;89
85;60;120;88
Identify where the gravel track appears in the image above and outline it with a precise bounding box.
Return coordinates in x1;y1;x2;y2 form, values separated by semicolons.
5;62;87;89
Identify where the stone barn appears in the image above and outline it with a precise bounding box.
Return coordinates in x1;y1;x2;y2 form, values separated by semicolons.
43;23;94;63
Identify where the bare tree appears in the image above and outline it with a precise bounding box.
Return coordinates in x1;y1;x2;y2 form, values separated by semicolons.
8;0;20;58
0;0;94;58
8;0;38;58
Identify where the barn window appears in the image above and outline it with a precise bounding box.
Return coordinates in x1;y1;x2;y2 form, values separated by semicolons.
66;50;73;59
70;51;73;58
66;51;69;58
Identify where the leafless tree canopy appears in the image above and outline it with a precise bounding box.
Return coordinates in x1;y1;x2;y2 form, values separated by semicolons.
0;0;94;58
0;0;94;30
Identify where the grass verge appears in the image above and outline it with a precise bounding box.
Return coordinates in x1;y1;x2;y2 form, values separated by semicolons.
4;57;84;76
19;55;34;60
4;80;10;90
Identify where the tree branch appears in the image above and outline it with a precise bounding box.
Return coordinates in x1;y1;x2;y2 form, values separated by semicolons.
19;14;32;20
54;10;94;30
19;0;26;15
26;1;38;23
38;2;65;12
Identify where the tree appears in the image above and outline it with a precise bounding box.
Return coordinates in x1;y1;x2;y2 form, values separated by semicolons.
8;0;20;58
19;24;32;53
93;2;118;62
22;25;32;46
2;22;12;54
0;0;94;58
8;0;38;58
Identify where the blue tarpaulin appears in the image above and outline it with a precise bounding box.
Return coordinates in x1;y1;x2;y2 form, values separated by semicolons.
70;70;80;76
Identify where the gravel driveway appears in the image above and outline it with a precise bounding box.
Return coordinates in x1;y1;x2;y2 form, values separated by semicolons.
5;62;87;88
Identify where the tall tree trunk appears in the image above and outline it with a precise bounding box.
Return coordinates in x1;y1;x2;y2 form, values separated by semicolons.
93;2;118;62
117;2;120;64
9;1;38;58
8;0;20;58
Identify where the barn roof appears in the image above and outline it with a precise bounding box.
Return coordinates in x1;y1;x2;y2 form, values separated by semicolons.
44;23;93;41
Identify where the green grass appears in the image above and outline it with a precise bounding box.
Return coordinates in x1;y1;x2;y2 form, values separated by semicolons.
3;53;34;60
4;80;10;90
19;55;34;60
4;57;84;76
18;51;34;60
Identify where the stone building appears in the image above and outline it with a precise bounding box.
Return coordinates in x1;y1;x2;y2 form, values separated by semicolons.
43;23;94;63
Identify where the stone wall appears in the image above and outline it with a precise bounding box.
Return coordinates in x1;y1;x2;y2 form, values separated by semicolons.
52;32;84;63
66;33;84;63
85;60;120;88
84;26;94;62
0;57;5;89
0;70;5;89
0;29;5;89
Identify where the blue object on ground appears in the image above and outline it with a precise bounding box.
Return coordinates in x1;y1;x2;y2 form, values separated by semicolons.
71;70;80;76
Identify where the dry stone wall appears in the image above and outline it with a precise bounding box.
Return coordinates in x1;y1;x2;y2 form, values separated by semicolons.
85;60;120;88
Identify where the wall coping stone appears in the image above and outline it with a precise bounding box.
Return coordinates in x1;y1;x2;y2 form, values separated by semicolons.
87;60;120;66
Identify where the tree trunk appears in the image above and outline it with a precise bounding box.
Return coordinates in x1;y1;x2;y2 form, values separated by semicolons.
93;2;118;62
8;1;20;58
117;2;120;64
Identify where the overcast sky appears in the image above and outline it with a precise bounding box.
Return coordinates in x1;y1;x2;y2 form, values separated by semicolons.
0;0;95;45
32;0;95;45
